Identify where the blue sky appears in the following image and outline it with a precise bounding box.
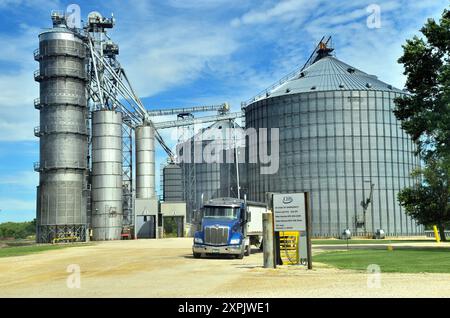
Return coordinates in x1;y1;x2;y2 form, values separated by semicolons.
0;0;448;223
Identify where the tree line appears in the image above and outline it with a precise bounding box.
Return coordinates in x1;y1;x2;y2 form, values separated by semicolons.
0;220;36;239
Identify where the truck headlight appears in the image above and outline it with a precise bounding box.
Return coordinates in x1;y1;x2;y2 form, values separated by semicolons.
230;238;241;245
194;237;203;244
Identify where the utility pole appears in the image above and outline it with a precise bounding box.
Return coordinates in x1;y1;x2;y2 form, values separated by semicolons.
233;119;240;199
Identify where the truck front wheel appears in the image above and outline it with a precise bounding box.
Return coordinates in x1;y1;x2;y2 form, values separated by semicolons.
193;252;202;259
236;245;245;259
244;245;251;256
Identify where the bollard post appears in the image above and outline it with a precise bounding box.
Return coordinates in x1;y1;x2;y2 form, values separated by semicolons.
263;211;275;268
433;225;441;243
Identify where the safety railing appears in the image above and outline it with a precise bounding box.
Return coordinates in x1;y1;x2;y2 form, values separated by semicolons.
33;162;41;172
33;69;41;81
425;230;450;238
33;48;40;61
34;126;41;137
34;160;87;171
34;124;89;136
34;68;87;81
34;98;42;110
37;95;86;107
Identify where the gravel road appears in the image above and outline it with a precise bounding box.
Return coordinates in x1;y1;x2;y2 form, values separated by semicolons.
0;238;449;298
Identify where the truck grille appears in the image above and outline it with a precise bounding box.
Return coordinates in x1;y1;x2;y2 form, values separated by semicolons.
204;226;229;245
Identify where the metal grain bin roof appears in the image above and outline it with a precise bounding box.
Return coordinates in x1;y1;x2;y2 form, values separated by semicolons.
266;56;403;98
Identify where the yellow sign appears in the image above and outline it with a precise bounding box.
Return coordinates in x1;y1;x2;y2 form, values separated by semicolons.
279;231;299;265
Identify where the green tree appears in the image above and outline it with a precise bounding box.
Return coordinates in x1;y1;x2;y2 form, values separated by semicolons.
394;7;450;160
398;159;449;241
394;7;450;240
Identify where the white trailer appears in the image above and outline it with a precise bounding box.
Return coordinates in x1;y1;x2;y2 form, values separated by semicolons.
246;202;266;251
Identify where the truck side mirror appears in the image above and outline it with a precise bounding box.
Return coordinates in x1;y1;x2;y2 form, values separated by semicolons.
241;208;249;223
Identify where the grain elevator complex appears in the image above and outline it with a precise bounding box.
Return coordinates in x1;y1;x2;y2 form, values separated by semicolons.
34;12;422;243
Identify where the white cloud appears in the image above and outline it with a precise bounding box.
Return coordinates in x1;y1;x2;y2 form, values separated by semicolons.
0;29;39;141
1;1;448;142
167;0;237;10
231;0;317;27
114;19;239;98
230;0;449;93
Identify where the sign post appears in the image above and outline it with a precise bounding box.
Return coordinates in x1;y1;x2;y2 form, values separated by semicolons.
305;192;312;269
272;192;312;269
262;211;275;268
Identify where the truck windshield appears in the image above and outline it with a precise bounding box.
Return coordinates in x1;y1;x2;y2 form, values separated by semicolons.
203;207;239;219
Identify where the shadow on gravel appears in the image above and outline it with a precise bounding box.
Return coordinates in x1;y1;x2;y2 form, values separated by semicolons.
182;254;236;260
181;248;263;260
233;265;262;269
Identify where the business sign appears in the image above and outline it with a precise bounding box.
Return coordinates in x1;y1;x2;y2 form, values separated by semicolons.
273;193;306;231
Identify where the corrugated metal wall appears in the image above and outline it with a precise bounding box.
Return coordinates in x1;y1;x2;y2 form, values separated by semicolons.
245;90;423;237
163;163;184;202
179;121;245;221
91;110;123;240
35;30;89;242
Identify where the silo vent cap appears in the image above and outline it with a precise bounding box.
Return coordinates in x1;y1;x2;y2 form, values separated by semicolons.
311;86;317;90
347;67;356;74
366;83;373;88
339;83;345;89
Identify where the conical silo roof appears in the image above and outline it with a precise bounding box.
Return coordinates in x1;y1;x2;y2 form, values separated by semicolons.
267;56;403;98
194;120;242;142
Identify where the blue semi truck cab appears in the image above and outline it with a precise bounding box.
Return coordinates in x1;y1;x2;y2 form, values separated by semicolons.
192;197;265;259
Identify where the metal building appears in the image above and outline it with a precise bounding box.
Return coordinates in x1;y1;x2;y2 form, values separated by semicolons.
179;120;245;221
91;110;123;240
163;162;184;202
34;19;89;243
244;48;423;237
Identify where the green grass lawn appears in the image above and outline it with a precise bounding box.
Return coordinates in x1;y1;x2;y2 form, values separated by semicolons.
314;248;450;273
312;239;435;245
0;244;89;258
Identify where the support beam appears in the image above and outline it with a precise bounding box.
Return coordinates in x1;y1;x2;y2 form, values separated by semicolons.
147;104;227;117
154;112;243;130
